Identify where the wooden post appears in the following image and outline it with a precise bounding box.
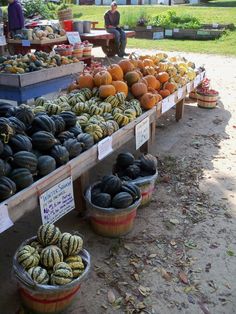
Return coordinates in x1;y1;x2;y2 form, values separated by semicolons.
73;172;90;213
175;98;185;122
140;120;156;153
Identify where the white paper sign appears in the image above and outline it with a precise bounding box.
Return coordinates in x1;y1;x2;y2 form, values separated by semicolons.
0;204;13;233
186;82;192;93
66;32;81;44
146;25;152;30
165;29;173;36
98;136;113;160
22;40;31;47
212;23;219;28
177;87;184;99
162;95;175;114
173;28;179;33
0;36;6;46
153;31;164;40
135;117;150;150
40;177;75;225
194;75;201;88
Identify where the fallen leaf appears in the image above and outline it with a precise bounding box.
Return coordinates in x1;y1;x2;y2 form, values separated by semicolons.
170;240;176;246
179;271;188;284
184;240;197;249
101;304;108;309
160;268;172;281
138;285;151;297
130;261;139;268
113;297;123;309
124;244;132;251
133;273;139;281
224;212;232;218
108;290;116;304
149;253;157;258
169;218;180;225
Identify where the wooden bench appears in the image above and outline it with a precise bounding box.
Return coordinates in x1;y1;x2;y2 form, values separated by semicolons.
80;29;135;57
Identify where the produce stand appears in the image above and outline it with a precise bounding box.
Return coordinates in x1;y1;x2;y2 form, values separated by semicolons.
7;36;68;55
0;72;205;226
80;30;135;57
0;62;84;103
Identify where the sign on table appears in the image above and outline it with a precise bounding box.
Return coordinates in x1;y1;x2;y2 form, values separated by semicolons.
135;117;150;150
0;36;6;46
98;136;113;160
177;87;184;100
67;32;81;45
40;176;75;225
162;94;175;114
22;40;31;47
0;204;13;233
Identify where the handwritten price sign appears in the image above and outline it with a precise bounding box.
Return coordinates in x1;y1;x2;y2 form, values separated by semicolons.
135;117;150;150
39;177;75;225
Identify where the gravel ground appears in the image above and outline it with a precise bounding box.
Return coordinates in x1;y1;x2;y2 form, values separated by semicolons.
0;47;235;314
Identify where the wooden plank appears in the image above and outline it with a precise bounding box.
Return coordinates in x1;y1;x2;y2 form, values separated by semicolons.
7;36;68;45
0;62;84;87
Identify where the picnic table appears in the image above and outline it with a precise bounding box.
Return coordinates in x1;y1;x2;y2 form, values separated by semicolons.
80;29;135;57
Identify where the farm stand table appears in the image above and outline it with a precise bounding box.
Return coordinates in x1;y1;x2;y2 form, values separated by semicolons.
80;30;135;57
0;62;84;104
7;36;68;55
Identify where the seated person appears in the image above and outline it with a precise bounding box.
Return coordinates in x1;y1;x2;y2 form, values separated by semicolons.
104;2;128;57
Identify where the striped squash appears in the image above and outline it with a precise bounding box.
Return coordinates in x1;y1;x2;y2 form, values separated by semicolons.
28;266;49;285
40;245;63;269
37;224;61;246
105;95;119;108
116;92;126;104
58;233;83;257
65;255;84;278
35;97;47;107
30;240;44;254
51;262;73;285
17;245;40;269
79;88;92;100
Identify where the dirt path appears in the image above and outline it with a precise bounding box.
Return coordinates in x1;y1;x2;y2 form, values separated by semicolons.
0;49;236;314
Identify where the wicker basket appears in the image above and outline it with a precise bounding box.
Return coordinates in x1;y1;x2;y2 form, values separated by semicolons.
189;90;198;100
197;91;219;109
58;8;73;21
13;237;90;314
85;183;141;237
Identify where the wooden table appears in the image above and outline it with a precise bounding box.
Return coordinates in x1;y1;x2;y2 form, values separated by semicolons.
80;29;135;57
0;71;206;227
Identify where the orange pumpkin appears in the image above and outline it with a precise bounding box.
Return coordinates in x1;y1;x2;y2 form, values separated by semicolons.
148;87;158;94
159;89;171;98
163;82;176;94
154;93;162;102
99;85;116;98
156;72;169;83
140;93;157;110
138;77;148;86
94;71;112;87
111;80;128;96
118;59;134;74
124;71;140;86
144;75;158;89
155;79;161;91
143;58;155;67
77;73;94;89
67;82;79;92
107;64;124;81
131;82;148;98
143;66;156;76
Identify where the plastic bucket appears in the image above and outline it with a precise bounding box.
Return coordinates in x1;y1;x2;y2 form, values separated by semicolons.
62;20;73;32
83;21;91;34
85;183;141;237
13;237;90;314
130;171;158;207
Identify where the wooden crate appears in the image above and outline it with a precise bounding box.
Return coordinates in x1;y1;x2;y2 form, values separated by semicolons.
0;62;84;87
135;27;164;39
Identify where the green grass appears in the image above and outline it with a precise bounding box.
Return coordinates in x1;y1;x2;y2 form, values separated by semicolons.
71;4;236;56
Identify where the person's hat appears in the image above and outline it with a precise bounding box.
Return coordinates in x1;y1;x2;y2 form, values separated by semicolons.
111;1;117;6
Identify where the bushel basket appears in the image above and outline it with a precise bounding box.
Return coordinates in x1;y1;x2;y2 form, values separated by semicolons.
13;237;90;314
196;91;219;109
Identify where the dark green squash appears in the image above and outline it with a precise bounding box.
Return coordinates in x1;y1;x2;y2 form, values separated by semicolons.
37;155;56;176
0;140;3;155
77;133;94;151
57;131;75;144
0;102;15;117
51;115;66;134
31;131;57;151
12;151;38;173
112;192;133;209
8;117;26;134
9;168;34;191
125;164;141;179
68;125;83;137
10;134;32;152
59;111;77;128
121;183;141;201
63;139;83;159
4;161;12;176
0;158;5;176
116;152;135;168
0;176;16;201
31;115;56;134
101;175;122;196
14;105;34;127
92;193;111;208
0;144;13;159
140;154;157;175
49;145;69;166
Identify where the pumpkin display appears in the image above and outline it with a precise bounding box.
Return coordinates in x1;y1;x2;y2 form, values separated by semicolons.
28;266;49;285
107;64;124;81
163;82;177;94
0;176;16;201
94;71;112;87
111;81;128;96
131;82;148;98
63;138;83;158
125;164;141;179
99;85;116;98
65;255;84;278
9;168;34;190
77;133;94;151
10;134;32;153
51;262;73;285
40;245;63;269
143;58;155;67
140;93;157;110
112;192;133;209
58;232;83;256
37;155;56;176
124;71;140;86
32;131;57;151
118;59;134;74
156;72;170;83
77;73;94;89
17;245;40;269
144;75;158;89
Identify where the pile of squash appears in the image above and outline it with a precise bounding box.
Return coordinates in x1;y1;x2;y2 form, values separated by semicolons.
12;25;66;41
0;51;81;74
68;52;197;110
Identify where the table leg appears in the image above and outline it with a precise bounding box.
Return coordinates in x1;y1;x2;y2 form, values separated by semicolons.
73;172;90;212
140;120;156;153
176;98;185;122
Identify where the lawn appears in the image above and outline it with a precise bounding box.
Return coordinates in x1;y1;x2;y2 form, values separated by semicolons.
72;4;236;56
